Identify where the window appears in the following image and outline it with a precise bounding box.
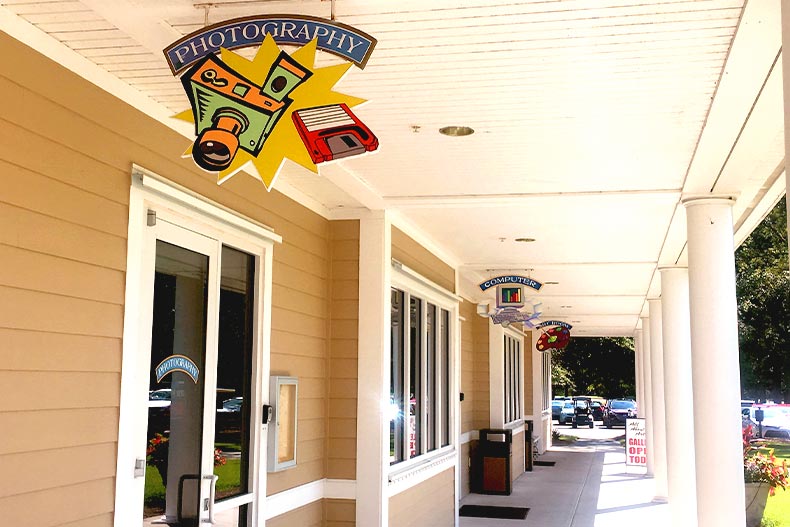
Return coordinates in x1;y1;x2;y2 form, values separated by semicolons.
390;286;453;465
504;333;522;424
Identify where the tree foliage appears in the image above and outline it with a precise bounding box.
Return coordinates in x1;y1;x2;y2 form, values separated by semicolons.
736;199;790;402
551;337;635;398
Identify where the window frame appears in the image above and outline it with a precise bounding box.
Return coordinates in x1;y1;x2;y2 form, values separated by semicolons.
115;166;279;526
389;264;458;475
503;329;524;426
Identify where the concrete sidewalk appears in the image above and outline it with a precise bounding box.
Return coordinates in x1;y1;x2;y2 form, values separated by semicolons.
459;438;669;527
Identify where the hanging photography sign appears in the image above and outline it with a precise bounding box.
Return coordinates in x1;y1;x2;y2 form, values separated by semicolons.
164;15;376;73
625;418;648;468
164;15;379;190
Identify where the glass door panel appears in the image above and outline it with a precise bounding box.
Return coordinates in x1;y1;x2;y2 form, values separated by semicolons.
144;240;209;525
212;245;255;526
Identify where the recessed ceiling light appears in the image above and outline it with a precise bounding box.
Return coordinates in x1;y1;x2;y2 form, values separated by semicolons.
514;237;536;243
439;126;474;136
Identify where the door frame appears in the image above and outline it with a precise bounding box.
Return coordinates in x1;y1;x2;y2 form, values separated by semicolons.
115;165;281;526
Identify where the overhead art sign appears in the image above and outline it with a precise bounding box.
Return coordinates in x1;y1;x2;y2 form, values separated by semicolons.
535;322;572;352
155;355;200;384
537;321;572;329
165;15;379;190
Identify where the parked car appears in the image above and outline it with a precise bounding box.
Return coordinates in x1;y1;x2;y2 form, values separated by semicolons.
745;405;790;439
552;400;565;422
591;401;605;421
603;399;637;428
559;401;575;425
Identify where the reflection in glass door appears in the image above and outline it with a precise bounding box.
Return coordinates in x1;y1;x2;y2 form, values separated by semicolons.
142;234;257;526
144;240;209;525
213;245;255;525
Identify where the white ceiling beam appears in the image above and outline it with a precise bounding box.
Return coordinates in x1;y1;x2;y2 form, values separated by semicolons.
383;189;681;208
461;261;657;269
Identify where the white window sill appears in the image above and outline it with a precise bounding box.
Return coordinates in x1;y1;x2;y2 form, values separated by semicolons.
387;449;456;497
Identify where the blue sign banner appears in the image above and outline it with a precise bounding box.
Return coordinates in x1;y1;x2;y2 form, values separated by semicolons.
479;275;543;291
164;15;377;74
537;320;573;329
155;355;200;384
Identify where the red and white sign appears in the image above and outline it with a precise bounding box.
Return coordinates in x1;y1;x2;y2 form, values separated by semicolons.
625;418;647;467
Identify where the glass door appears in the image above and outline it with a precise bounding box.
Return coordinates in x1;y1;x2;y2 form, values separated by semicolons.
140;218;257;527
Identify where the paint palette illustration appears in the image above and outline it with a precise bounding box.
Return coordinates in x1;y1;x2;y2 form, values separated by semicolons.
536;326;571;351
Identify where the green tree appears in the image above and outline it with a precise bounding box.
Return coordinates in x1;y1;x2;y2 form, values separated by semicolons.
551;337;635;398
736;199;790;402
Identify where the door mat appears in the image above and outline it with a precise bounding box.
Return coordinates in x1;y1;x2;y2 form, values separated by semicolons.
459;505;529;520
534;460;556;466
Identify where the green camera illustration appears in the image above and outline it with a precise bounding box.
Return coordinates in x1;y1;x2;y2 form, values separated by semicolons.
181;52;312;171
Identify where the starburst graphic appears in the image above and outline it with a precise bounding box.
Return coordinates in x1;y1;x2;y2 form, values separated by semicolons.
173;35;367;190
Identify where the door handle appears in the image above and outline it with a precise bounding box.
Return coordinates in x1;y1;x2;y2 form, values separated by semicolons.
177;474;218;524
202;474;219;524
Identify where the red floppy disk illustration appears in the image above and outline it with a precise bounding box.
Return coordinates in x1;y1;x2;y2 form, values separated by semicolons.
292;103;379;164
536;326;571;351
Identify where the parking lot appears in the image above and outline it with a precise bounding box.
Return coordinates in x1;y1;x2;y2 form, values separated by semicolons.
552;420;627;443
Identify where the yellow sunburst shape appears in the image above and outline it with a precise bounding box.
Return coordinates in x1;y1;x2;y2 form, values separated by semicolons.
173;35;366;190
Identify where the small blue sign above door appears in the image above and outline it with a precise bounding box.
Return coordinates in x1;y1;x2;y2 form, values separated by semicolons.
155;355;200;384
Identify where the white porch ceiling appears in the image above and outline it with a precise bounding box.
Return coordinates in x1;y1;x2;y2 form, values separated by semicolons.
1;0;785;337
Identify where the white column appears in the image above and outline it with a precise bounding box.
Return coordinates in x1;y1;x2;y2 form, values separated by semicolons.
648;298;668;501
489;321;505;428
683;197;745;527
659;266;698;527
640;315;654;476
781;0;790;266
634;329;644;419
356;211;391;527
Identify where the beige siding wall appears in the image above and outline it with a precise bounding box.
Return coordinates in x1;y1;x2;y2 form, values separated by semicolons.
511;429;525;482
325;498;355;527
389;469;455;527
472;316;491;430
267;500;323;527
523;332;534;413
391;227;455;293
0;32;334;522
459;299;478;499
327;221;359;486
460;299;476;434
267;498;354;527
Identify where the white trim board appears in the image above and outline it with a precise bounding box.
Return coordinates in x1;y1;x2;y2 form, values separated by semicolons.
460;430;479;445
387;453;456;498
265;479;356;520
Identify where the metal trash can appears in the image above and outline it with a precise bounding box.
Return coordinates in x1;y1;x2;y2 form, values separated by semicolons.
525;420;534;471
477;428;512;495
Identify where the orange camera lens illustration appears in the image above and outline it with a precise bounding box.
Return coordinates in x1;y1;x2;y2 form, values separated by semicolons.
193;113;246;171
